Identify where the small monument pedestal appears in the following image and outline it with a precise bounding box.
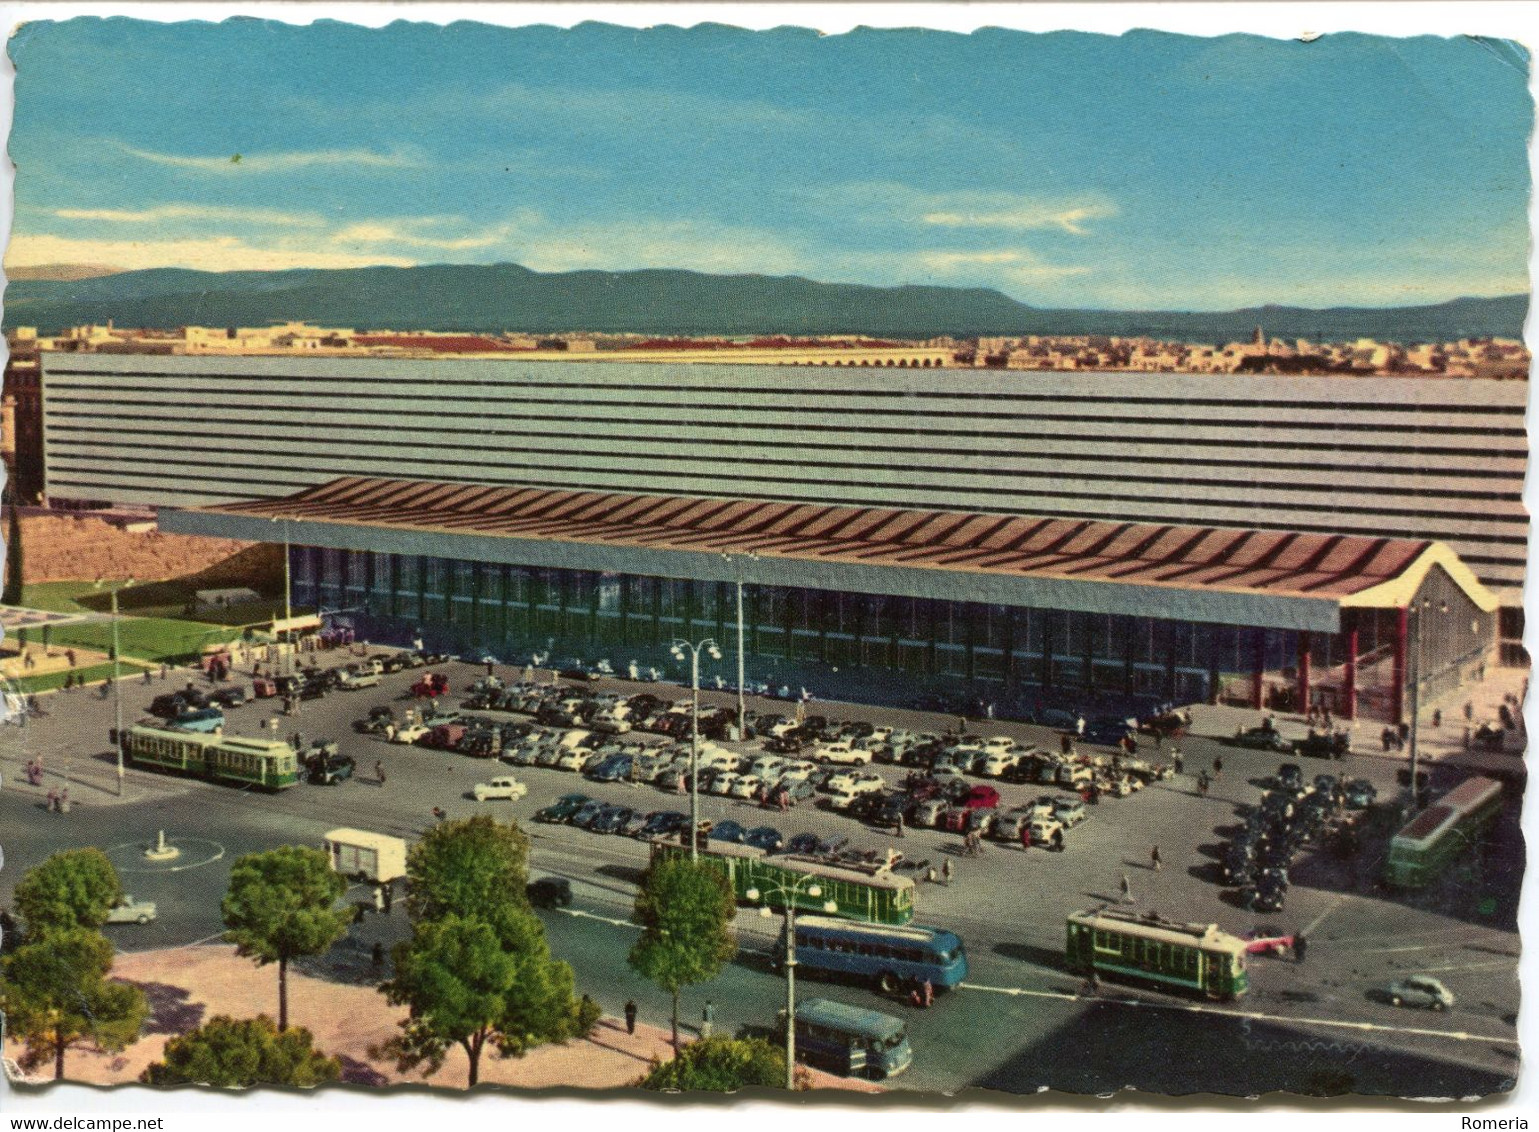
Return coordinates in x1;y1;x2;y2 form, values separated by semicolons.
143;830;181;862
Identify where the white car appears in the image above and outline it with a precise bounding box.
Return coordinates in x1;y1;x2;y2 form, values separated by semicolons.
814;741;872;766
823;787;861;811
1052;798;1089;827
981;750;1024;778
868;726;895;745
557;748;592;771
697;747;740;772
473;776;529;802
750;756;788;779
104;896;157;925
931;765;967;784
1029;816;1066;847
709;772;742;797
776;761;817;784
394;723;430;744
729;774;764;800
557;729;594;751
983;736;1018;755
825;769;884;795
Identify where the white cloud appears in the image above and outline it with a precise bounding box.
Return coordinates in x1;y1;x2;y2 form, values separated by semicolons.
330;217;521;252
5;233;415;273
921;202;1115;235
819;181;1118;236
118;145;424;175
54;204;324;227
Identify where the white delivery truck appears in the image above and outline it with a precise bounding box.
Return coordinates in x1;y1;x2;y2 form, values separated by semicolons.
323;828;408;883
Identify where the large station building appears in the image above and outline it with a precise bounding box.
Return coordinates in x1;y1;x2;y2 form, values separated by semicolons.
42;353;1517;721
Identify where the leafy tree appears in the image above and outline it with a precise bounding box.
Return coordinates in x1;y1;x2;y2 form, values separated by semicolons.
639;1035;795;1093
2;501;23;606
141;1014;341;1089
628;856;737;1052
375;907;586;1087
404;814;530;923
221;846;350;1032
13;849;122;939
0;928;148;1080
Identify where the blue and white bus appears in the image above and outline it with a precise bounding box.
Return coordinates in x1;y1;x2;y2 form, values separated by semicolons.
781;914;968;994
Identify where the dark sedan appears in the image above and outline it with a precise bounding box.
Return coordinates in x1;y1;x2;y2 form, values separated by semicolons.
1227;725;1292;752
708;819;747;844
744;826;785;852
535;793;591;823
589;805;635;834
639;811;689;839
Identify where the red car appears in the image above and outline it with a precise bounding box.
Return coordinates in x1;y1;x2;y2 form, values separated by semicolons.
412;673;450;698
960;784;1001;810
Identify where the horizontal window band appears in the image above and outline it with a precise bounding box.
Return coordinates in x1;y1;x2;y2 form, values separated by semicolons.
41;370;1530;417
42;408;1531;457
43;424;1526;481
46;445;1528;508
43;389;1526;437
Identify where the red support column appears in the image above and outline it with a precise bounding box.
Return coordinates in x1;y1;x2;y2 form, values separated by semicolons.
1390;606;1409;724
1296;631;1312;715
1251;630;1266;710
1342;614;1359;721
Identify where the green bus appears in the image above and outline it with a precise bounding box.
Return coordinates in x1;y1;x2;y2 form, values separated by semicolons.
1384;776;1503;889
649;839;915;925
124;722;301;790
1066;907;1249;1000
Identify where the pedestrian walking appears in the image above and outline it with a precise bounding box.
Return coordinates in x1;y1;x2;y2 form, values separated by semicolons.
58;787;69;814
1151;845;1162;872
1432;708;1442;729
373;886;385;913
624;1000;638;1036
161;662;170;681
1197;771;1210;797
142;668;152;685
46;787;58;813
1120;874;1134;903
894;813;905;838
1213;755;1224;778
1172;748;1184;774
372;942;386;968
1464;699;1475;721
986;702;995;721
942;858;954;885
385;722;397;742
383;884;393;914
485;659;494;677
65;649;76;668
376;760;387;785
701;1000;715;1039
923;979;935;1008
1019;823;1032;852
1076;714;1086;736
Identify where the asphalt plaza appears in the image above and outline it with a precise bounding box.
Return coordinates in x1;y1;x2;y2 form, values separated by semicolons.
1;652;1522;1097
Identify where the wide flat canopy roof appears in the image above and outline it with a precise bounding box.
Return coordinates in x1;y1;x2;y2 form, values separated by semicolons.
162;476;1498;633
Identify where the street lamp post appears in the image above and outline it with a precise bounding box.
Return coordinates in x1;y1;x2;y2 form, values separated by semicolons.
1407;596;1450;811
93;577;136;796
721;551;759;741
670;636;721;862
270;516;293;676
746;878;839;1091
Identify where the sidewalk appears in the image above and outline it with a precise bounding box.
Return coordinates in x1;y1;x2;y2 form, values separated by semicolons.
3;944;880;1095
1183;665;1529;766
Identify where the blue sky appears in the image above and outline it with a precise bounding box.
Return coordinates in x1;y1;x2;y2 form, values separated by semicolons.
5;18;1532;310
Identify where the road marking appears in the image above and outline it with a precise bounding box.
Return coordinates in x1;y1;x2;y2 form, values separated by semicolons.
1299;893;1349;938
557;907;637;930
957;982;1519;1046
1411;959;1515;976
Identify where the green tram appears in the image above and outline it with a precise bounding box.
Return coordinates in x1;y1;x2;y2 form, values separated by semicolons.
650;839;915;925
124;722;301;790
1066;907;1249;1000
1384;776;1503;889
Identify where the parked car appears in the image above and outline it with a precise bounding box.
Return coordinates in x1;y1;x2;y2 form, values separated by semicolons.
589;805;635;834
473;775;529;802
638;811;689;839
526;877;573;907
393;722;430;744
1228;725;1292;752
912;798;950;828
708;819;747;844
1344;779;1378;809
1052;797;1088;827
535;793;591;823
786;833;848;857
1028;816;1065;849
210;685;249;708
959;784;1002;810
813;741;873;766
104;896;157;925
1294;730;1351;759
308;753;356;785
1384;976;1455;1011
744;826;785;852
571;799;612;829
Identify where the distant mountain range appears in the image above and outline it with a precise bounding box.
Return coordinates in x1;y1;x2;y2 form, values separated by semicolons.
1;262;1527;343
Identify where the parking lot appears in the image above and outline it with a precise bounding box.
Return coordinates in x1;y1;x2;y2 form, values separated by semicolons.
2;649;1523;1096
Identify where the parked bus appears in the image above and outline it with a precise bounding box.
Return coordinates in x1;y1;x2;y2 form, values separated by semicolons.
1066;907;1249;1000
649;839;915;925
1384;776;1504;889
123;722;300;790
791;998;913;1079
781;914;967;994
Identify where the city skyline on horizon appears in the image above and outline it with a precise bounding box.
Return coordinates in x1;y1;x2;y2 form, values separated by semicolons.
4;19;1532;312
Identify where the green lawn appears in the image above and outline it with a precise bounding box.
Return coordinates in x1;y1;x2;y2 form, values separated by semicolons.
11;662;128;695
17;582;103;615
11;616;246;665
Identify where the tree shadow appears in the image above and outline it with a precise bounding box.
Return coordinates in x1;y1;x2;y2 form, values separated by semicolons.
336;1053;390;1086
128;980;205;1036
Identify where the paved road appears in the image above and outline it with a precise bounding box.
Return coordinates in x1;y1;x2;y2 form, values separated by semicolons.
1;657;1520;1097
